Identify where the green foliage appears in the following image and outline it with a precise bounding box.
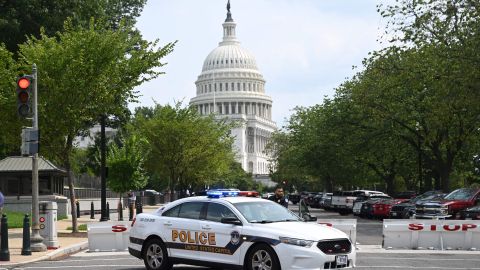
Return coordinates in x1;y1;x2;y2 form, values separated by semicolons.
132;103;237;194
2;211;30;229
107;133;148;194
0;45;22;159
67;224;87;231
0;0;147;53
270;0;480;193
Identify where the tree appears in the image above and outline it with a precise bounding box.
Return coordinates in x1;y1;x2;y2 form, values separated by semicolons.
0;46;21;159
107;133;148;199
18;22;175;231
0;0;147;53
133;103;237;199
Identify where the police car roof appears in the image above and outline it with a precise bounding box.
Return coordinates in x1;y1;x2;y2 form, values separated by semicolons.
176;195;265;204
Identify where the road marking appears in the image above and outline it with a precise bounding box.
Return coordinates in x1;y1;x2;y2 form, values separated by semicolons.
360;257;480;261
63;258;137;263
13;264;141;269
356;267;480;270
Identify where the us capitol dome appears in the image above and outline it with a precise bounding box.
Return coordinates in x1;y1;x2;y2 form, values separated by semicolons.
190;1;277;178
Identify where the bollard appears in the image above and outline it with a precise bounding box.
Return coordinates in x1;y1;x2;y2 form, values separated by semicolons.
136;197;143;215
76;200;80;218
106;202;110;220
90;201;95;219
21;214;31;256
0;214;10;261
118;201;123;221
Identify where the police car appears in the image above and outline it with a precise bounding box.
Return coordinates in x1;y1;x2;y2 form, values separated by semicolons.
129;191;356;269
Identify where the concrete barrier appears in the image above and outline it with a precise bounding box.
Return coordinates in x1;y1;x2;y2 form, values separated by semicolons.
383;219;480;250
87;221;131;252
316;219;357;245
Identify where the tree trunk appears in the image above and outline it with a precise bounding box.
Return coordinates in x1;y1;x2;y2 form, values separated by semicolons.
385;175;395;196
66;160;78;233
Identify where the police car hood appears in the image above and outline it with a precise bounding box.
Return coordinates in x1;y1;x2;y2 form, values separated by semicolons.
252;221;348;241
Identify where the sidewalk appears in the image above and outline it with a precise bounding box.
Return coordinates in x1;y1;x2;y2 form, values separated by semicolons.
0;205;161;266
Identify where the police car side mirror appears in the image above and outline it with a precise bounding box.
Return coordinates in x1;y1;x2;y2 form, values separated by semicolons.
221;217;242;226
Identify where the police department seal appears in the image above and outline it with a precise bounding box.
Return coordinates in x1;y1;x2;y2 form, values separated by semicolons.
230;231;240;245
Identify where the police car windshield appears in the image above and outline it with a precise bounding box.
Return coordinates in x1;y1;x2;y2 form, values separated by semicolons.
233;201;300;223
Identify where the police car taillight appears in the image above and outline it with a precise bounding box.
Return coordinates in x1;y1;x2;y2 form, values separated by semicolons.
131;217;136;227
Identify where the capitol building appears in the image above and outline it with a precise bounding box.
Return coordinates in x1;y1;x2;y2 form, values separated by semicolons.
190;1;277;178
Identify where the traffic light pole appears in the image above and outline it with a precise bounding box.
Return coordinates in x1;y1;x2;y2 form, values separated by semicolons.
30;64;47;252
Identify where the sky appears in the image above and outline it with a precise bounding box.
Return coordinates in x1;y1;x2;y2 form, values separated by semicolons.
132;0;392;127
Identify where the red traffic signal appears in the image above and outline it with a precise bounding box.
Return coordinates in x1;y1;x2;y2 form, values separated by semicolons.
16;76;32;118
17;77;31;89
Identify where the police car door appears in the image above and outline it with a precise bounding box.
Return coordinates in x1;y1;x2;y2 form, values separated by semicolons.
162;201;206;260
197;202;244;266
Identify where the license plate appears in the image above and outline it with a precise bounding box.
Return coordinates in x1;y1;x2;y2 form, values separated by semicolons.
336;255;348;266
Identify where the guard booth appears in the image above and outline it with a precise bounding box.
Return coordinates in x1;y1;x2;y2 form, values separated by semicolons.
0;156;68;215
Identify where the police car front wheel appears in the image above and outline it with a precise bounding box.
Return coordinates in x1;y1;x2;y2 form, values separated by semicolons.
143;238;171;270
246;244;280;270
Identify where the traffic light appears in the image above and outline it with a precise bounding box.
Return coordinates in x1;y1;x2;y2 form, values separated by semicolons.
16;76;33;117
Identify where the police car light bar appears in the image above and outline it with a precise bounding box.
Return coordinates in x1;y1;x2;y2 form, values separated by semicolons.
207;190;239;198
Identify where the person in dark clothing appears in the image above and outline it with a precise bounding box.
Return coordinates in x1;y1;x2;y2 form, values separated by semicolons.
268;186;289;208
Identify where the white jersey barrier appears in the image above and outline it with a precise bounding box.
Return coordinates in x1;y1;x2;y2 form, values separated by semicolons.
316;219;357;245
383;219;480;250
87;221;131;252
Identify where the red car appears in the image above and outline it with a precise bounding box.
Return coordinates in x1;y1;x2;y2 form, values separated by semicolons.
371;198;406;218
415;188;480;219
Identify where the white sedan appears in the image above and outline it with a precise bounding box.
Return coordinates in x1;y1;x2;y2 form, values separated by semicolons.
128;191;356;270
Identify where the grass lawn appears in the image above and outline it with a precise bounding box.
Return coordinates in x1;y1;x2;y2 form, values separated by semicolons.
66;224;87;231
1;211;68;229
2;210;31;229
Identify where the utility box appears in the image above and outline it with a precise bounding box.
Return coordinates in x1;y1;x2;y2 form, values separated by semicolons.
39;201;59;249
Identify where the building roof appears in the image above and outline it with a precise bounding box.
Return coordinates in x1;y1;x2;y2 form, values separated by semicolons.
0;156;66;174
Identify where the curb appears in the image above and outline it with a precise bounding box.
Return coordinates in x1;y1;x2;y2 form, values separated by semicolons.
356;245;480;254
0;241;88;267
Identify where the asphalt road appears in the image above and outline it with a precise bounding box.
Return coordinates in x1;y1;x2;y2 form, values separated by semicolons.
6;205;480;270
7;252;480;270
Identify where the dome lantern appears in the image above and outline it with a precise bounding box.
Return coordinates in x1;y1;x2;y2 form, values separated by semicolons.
221;0;239;46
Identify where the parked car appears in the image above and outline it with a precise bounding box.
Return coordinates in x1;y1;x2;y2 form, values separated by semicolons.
353;194;391;216
415;188;480;219
389;191;445;219
332;190;386;215
360;197;394;218
460;205;480;220
321;193;334;210
370;198;405;219
287;193;300;204
261;192;274;199
310;194;325;208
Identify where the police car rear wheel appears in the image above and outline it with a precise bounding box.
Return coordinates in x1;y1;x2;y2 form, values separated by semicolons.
247;244;280;270
143;239;170;270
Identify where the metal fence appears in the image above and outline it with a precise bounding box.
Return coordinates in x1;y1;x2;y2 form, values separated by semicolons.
63;187;122;199
63;187;171;206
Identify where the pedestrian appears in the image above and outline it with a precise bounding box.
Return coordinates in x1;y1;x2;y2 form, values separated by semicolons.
128;191;136;214
268;186;289;208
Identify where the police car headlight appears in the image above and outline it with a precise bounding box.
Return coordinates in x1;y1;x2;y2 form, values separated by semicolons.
279;237;314;248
